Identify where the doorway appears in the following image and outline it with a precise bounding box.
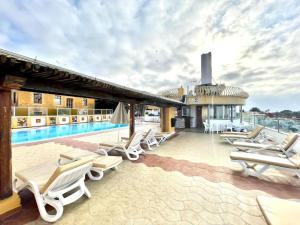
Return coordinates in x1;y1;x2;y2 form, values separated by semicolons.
196;106;203;128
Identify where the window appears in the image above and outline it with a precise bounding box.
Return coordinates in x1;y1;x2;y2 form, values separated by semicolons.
55;95;62;105
12;91;17;105
83;98;88;107
33;93;42;104
66;98;73;108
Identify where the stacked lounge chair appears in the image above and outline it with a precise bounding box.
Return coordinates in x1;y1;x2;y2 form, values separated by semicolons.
220;125;265;144
14;158;93;222
230;148;300;178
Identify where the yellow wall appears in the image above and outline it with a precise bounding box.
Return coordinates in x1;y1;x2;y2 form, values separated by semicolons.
14;91;95;109
160;107;176;132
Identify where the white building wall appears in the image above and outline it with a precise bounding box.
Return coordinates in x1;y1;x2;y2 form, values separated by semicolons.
190;105;196;128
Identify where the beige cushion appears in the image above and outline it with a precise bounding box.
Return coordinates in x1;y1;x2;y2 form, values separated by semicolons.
257;196;300;225
282;133;299;150
288;154;300;168
93;156;122;169
247;125;264;138
15;162;58;191
61;149;122;169
233;141;273;149
15;158;93;193
220;134;249;139
230;152;298;169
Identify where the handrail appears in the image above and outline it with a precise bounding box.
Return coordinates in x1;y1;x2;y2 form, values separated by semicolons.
242;113;300;134
12;106;113;117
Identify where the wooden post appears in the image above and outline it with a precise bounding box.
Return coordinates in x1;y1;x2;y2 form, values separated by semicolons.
160;107;175;133
129;103;135;137
0;89;12;199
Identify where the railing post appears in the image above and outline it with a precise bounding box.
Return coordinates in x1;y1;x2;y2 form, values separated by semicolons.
277;118;280;133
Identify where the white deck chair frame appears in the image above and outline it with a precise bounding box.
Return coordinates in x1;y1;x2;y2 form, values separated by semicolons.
99;132;145;160
14;162;92;222
232;159;300;179
141;129;159;150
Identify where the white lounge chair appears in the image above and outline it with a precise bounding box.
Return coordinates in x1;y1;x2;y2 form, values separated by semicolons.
257;195;300;225
154;131;176;144
220;125;265;144
99;132;144;160
230;151;300;178
233;133;299;157
60;148;123;180
141;129;159;150
14;158;93;222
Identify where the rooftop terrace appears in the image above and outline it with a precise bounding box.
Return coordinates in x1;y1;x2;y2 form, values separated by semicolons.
6;123;300;225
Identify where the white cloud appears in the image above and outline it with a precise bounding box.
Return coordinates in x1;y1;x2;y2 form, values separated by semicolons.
0;0;299;110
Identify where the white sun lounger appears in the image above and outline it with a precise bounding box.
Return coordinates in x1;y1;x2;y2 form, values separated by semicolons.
230;151;300;178
154;131;176;144
14;158;93;222
233;133;299;157
60;148;123;181
220;125;265;144
99;132;144;160
257;195;300;225
140;129;159;150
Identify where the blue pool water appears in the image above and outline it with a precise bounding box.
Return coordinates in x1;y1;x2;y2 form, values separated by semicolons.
12;122;127;144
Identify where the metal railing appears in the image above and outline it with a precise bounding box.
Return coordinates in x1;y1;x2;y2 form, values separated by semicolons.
242;113;300;133
12;107;113;117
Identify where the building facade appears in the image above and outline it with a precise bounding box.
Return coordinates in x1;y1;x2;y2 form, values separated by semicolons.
11;91;113;129
159;52;249;129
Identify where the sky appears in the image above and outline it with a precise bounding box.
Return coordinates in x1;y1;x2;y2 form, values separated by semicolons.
0;0;299;111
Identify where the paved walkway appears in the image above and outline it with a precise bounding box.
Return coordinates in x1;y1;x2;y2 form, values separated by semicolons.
6;124;300;225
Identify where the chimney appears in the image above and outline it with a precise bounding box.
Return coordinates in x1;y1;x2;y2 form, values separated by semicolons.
201;52;212;85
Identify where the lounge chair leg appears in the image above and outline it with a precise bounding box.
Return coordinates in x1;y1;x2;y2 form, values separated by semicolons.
87;168;104;181
28;181;64;222
82;183;91;198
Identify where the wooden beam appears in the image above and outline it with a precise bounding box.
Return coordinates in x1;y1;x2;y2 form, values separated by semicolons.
129;103;135;137
0;89;12;199
22;78;137;103
0;75;26;90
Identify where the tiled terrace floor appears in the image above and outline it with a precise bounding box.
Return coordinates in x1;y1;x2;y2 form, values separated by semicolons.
6;123;300;225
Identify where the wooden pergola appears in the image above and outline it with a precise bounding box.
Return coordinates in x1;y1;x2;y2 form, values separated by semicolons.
0;49;184;215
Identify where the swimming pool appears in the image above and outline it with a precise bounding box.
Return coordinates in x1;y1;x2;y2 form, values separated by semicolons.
12;122;127;144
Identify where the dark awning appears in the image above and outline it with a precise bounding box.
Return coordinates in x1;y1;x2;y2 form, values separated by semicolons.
0;49;184;107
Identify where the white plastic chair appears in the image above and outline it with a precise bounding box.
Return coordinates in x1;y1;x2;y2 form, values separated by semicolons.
203;121;209;133
14;158;93;222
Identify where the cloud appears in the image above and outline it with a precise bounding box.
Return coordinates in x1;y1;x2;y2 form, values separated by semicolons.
0;0;299;110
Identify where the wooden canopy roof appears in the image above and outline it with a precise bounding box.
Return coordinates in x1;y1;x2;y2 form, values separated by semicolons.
0;49;184;107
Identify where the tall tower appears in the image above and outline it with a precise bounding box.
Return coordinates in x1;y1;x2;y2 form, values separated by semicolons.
201;52;212;85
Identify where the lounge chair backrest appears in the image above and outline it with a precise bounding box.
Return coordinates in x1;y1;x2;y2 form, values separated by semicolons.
144;129;152;139
127;132;143;149
282;133;299;150
41;158;93;194
125;132;136;148
247;125;264;138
